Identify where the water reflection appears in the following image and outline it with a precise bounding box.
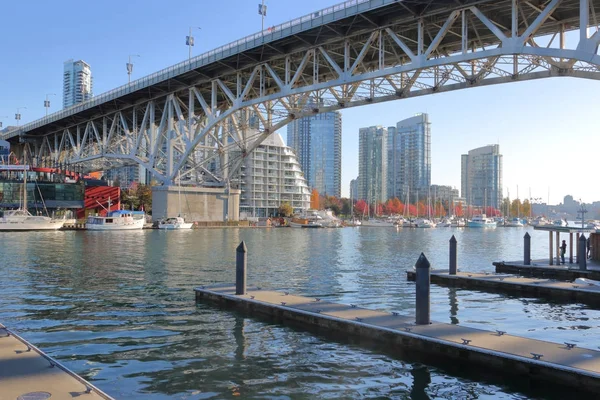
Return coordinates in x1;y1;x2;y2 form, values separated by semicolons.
0;228;598;398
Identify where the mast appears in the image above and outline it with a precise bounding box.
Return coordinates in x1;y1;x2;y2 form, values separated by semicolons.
22;151;27;212
178;170;182;218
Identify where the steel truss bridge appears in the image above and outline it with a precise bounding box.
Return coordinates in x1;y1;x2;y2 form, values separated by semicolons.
4;0;600;187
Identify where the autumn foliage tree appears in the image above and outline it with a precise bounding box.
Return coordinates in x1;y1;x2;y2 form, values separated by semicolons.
354;200;368;216
310;189;319;209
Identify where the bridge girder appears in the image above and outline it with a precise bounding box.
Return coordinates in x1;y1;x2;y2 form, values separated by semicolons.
18;0;600;186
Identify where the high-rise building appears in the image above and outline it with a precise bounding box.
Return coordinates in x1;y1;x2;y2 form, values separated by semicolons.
63;59;93;108
349;178;359;201
461;144;503;209
236;132;311;218
387;113;431;202
358;126;387;204
104;165;147;188
286;110;342;197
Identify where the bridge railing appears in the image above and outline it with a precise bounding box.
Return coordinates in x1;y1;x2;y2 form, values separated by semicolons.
7;0;374;137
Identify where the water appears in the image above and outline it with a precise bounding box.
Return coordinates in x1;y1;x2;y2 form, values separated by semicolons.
0;227;597;399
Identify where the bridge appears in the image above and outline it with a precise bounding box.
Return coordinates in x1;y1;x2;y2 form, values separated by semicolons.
3;0;600;188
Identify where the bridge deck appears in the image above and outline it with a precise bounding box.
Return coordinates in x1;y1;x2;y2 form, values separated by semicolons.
195;284;600;394
406;270;600;306
0;324;112;399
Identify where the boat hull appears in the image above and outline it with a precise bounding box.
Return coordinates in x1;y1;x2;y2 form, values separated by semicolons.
86;219;145;230
158;222;193;230
0;221;65;231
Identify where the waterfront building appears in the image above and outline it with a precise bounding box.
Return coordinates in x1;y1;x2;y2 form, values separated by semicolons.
286;110;342;197
387;113;431;202
461;144;503;209
63;59;93;108
237;132;311;218
350;178;359;201
358;126;387;204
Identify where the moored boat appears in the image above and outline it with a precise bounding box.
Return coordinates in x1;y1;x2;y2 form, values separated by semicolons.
86;210;145;230
158;216;193;230
467;214;497;228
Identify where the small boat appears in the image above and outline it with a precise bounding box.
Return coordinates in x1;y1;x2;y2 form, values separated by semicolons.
574;278;600;287
504;217;524;227
0;162;65;231
86;210;146;230
552;219;569;227
450;218;466;228
361;218;396;227
414;218;436;228
289;215;323;228
158;216;193;230
467;214;497;228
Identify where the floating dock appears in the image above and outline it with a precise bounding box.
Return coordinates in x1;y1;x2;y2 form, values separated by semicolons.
406;270;600;306
195;284;600;394
0;324;113;399
494;260;600;281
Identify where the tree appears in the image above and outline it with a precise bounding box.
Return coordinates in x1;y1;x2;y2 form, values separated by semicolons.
341;200;351;216
137;184;153;212
521;199;531;218
278;202;293;217
310;189;319;209
501;197;511;217
510;199;522;218
355;200;368;216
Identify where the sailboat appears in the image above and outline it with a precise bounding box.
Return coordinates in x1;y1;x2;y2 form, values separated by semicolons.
158;172;193;230
0;160;65;231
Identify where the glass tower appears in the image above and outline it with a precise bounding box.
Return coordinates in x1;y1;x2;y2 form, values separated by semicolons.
358;126;387;205
286;111;342;197
461;144;503;209
63;59;93;108
387;113;431;202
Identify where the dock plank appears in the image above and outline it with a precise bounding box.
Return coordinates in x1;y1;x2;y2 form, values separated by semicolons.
195;285;600;394
0;325;112;400
405;270;600;306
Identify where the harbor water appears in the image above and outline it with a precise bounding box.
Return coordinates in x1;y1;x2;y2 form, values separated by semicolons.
1;227;598;399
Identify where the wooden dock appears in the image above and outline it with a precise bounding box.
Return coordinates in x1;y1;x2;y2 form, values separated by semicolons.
494;260;600;281
195;284;600;394
0;324;113;399
406;270;600;305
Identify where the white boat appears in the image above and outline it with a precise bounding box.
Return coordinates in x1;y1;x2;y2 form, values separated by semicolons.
361;218;396;227
317;209;342;228
159;171;193;230
467;214;497;228
504;217;524;227
437;218;452;227
86;210;145;230
347;217;362;226
0;209;65;231
450;217;466;227
0;164;65;231
414;218;436;228
552;219;569;227
158;216;193;230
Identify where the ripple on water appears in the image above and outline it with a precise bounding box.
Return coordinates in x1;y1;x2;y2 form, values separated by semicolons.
0;228;597;399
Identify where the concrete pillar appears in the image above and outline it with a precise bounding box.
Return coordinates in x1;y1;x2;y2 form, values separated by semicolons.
578;234;587;271
524;232;531;265
236;241;247;295
549;231;553;265
415;253;431;325
569;232;574;264
556;231;560;265
449;235;457;275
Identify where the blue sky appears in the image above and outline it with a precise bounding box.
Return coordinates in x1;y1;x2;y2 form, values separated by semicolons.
0;0;598;204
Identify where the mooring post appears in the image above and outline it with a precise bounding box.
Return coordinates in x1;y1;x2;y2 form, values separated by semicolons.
415;253;431;325
578;234;587;271
236;241;247;295
524;232;531;265
449;235;457;275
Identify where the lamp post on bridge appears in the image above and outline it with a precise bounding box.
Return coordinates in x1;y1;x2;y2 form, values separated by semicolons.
186;27;201;61
15;107;27;127
127;54;141;84
44;93;56;117
258;1;267;32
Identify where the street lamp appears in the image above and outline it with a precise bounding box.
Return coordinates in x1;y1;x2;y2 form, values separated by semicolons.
186;27;201;61
126;54;141;84
44;93;56;117
15;107;27;126
258;1;267;31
